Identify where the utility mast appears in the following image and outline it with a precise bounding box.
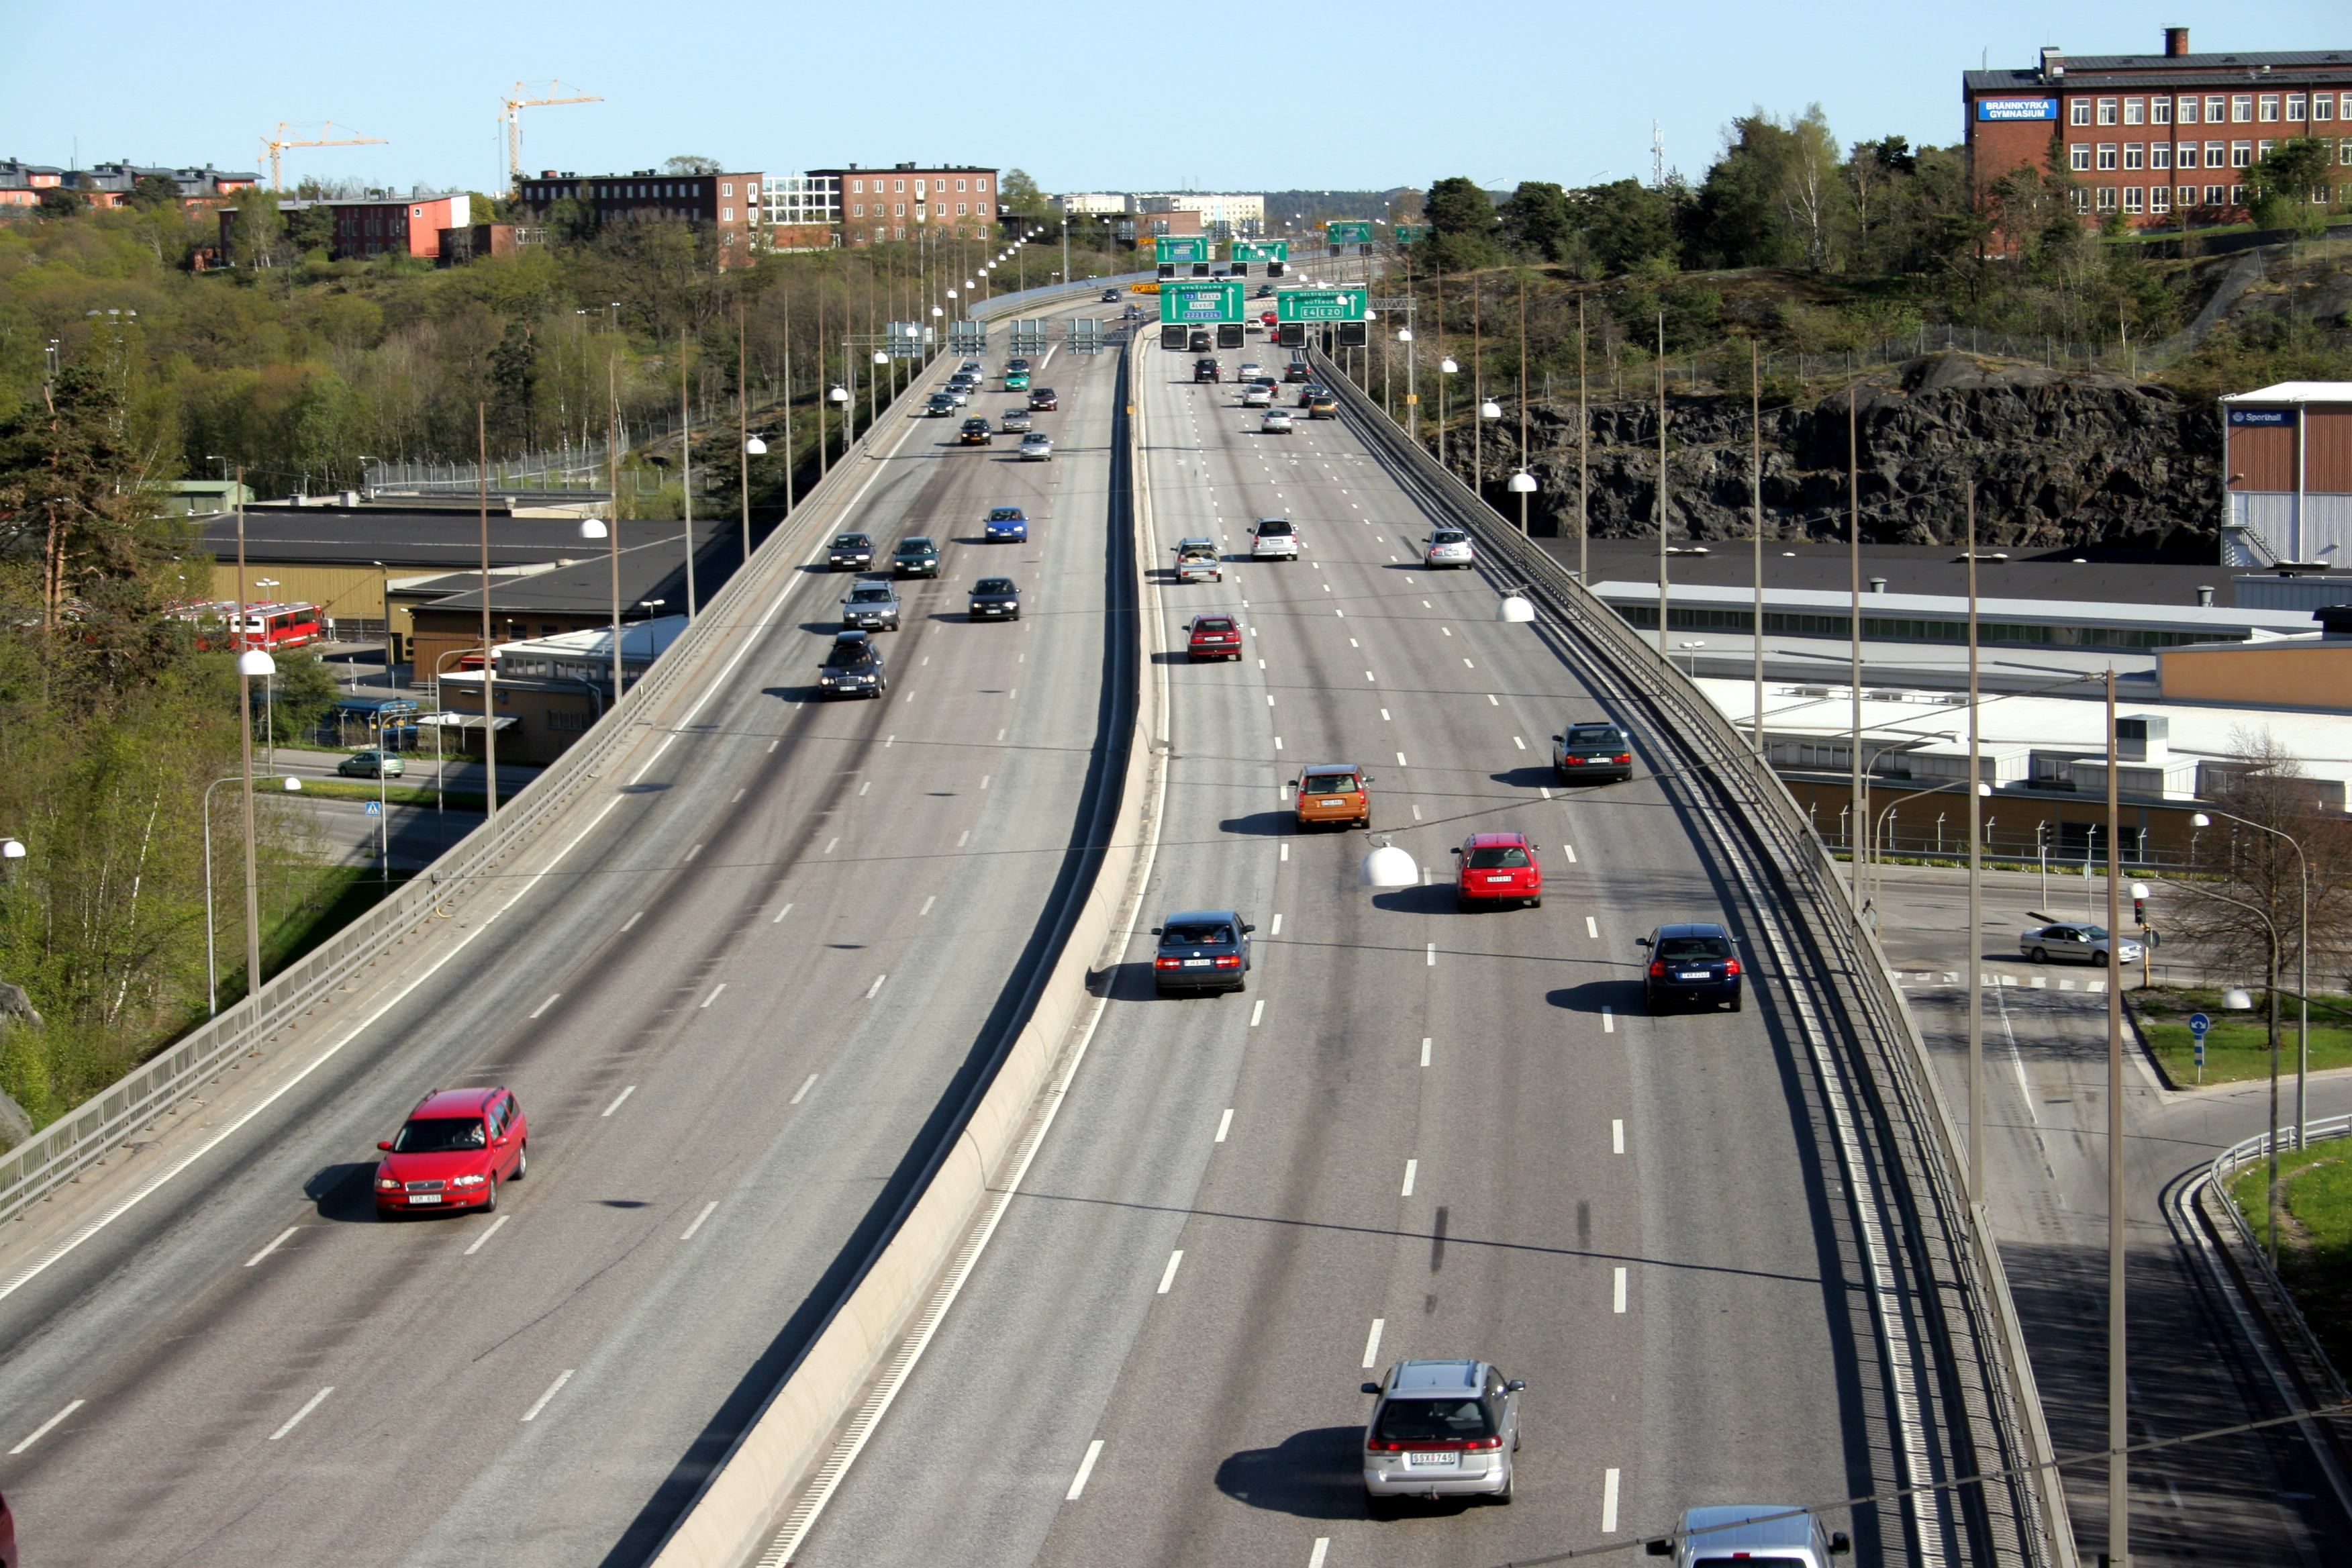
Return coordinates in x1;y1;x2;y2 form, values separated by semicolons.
1651;121;1666;188
501;81;603;186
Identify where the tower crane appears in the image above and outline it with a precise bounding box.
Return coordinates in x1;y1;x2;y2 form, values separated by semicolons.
260;121;389;191
501;81;603;185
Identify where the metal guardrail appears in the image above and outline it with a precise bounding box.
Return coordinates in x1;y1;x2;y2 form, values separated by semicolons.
0;278;1121;1234
2210;1114;2352;1400
1313;350;2073;1567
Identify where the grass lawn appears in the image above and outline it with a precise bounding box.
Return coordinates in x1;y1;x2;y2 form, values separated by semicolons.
2227;1144;2352;1379
295;776;487;813
2130;985;2352;1088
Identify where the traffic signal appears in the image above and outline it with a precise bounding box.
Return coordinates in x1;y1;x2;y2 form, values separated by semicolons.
1216;323;1244;348
1161;324;1188;350
1336;321;1368;347
1267;261;1285;277
1157;263;1175;280
1230;262;1248;277
1276;323;1306;348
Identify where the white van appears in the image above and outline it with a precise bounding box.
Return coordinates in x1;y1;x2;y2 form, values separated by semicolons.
1647;1505;1851;1567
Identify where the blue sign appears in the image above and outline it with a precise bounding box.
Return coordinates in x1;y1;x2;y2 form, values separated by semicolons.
364;799;383;816
2188;1012;2210;1039
1977;97;2058;122
2227;408;2290;426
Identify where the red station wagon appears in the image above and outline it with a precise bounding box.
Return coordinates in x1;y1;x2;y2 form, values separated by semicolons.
1453;831;1542;910
1187;614;1243;661
375;1086;528;1216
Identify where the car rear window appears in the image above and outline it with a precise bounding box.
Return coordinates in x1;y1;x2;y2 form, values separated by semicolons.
1694;1560;1808;1567
1373;1397;1496;1442
1258;520;1293;534
393;1116;487;1153
1195;618;1234;632
1566;726;1624;746
1658;935;1732;959
1303;772;1359;793
1161;922;1233;946
1467;846;1530;869
1432;531;1467;545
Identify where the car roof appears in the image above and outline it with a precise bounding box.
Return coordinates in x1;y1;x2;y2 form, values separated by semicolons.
1465;831;1530;847
1680;1506;1816;1551
1163;908;1242;926
832;629;871;643
1302;762;1359;775
1389;1359;1484;1394
1657;922;1731;938
409;1087;498;1119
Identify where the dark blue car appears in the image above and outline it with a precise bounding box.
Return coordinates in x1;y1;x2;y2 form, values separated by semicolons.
1641;922;1743;1012
983;507;1028;543
1151;909;1255;997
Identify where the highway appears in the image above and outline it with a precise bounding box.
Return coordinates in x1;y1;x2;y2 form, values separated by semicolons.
793;335;1980;1565
0;293;1133;1567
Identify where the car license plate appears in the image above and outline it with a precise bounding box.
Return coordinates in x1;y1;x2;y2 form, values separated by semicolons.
1679;971;1712;981
1487;875;1513;883
1408;1451;1459;1467
409;1193;442;1204
1183;958;1212;967
1321;799;1344;807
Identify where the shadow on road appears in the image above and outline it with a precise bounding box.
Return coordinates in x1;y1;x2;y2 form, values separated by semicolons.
1547;978;1644;1014
304;1161;377;1224
1214;1427;1376;1520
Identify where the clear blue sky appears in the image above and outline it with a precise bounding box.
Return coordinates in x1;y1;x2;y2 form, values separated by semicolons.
6;1;2345;197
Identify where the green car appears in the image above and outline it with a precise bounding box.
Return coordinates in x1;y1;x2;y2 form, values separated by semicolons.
1004;371;1031;391
338;749;405;779
891;536;942;579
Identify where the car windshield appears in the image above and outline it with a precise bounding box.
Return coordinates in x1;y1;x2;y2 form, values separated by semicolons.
1467;846;1531;869
832;535;867;549
898;539;935;554
1162;922;1234;946
975;579;1016;595
1373;1397;1496;1442
1034;389;1054;397
1566;726;1624;747
824;642;871;669
848;587;891;603
989;509;1022;521
393;1116;486;1153
1658;935;1733;960
1303;773;1358;793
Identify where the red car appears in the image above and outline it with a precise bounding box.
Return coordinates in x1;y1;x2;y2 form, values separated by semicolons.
1187;614;1242;661
1452;832;1542;910
375;1086;528;1217
1;1487;15;1568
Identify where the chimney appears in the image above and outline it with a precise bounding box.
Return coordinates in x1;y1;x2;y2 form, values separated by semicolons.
2196;584;2215;607
2116;716;2169;765
1869;577;1888;593
2040;46;2066;80
2164;26;2190;57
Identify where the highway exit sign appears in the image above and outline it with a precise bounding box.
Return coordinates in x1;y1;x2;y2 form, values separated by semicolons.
1275;287;1368;324
1154;236;1210;266
1394;224;1429;245
1159;281;1244;324
1230;240;1289;263
1325;222;1373;245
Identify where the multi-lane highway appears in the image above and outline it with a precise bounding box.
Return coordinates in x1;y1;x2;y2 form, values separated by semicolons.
794;335;1977;1564
0;295;1132;1566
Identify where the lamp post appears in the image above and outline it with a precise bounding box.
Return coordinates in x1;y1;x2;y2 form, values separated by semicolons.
203;771;301;1015
1439;357;1457;472
1675;639;1706;681
831;375;853;450
235;643;276;1007
1508;469;1537;536
2192;806;2310;1146
1397;326;1416;442
1868;780;1992;908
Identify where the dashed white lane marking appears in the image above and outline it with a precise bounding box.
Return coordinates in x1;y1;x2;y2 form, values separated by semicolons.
824;836;840;854
1381;709;1391;721
1309;1539;1330;1568
685;842;703;861
981;774;991;790
958;830;971;846
1280;842;1289;861
1440;626;1451;636
1421;1036;1432;1067
1362;1318;1387;1369
772;901;795;923
866;974;887;1000
464;1214;509;1255
1602;1467;1622;1532
1425;942;1436;967
1365;671;1375;682
1396;751;1408;766
1586;916;1600;939
857;781;870;797
1267;694;1276;707
1540;785;1553;799
700;983;727;1009
520;1369;575;1423
1216;1108;1234;1143
270;1386;334;1441
1613;1118;1626;1153
1275;736;1284;750
1602;1006;1615;1034
1412;805;1422;821
1400;1159;1418;1197
1614;1267;1629;1313
1250;999;1265;1027
1513;736;1526;750
681;1200;718;1240
1271;913;1283;935
1463;658;1475;669
529;993;561;1020
769;738;782;754
9;1400;83;1455
1066;1439;1105;1500
1565;843;1577;863
1157;1250;1184;1294
601;1085;636;1118
920;895;937;916
622;910;644;932
1488;694;1500;706
791;1072;818;1106
246;1226;297;1267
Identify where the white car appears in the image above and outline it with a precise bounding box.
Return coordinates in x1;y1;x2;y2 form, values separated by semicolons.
1424;528;1475;569
1242;385;1273;408
1261;409;1295;434
2018;922;2142;967
1251;518;1301;560
944;385;971;405
1018;433;1054;462
1238;362;1263;381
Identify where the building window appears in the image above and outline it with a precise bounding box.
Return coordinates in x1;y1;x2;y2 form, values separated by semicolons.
978;200;990;213
2123;143;2144;169
2122;186;2144;213
2259;95;2280;123
851;203;863;217
2152;143;2172;170
2151;185;2172;213
2124;98;2145;126
2288;94;2308;121
2177;95;2199;124
2095;187;2117;211
2315;94;2336;121
2206;95;2228;124
2206;183;2226;206
2230;183;2247;206
722;207;732;222
956;178;968;191
2342;138;2352;164
2071;189;2092;213
2096;98;2118;125
2177;184;2198;207
2070;99;2092;126
894;180;905;193
2232;94;2253;121
2176;143;2198;168
2207;140;2226;167
977;179;989;192
2153;97;2173;126
893;203;905;216
2097;144;2117;170
851;179;864;193
722;182;732;197
2232;142;2253;168
2069;144;2093;172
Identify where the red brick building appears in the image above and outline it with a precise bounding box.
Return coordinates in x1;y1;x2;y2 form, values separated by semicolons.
811;164;997;246
215;192;472;261
513;169;763;267
1964;28;2352;228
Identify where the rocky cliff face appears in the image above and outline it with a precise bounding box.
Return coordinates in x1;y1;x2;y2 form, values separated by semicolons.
1467;353;2221;551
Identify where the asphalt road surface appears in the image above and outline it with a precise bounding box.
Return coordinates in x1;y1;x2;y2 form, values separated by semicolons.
0;298;1132;1567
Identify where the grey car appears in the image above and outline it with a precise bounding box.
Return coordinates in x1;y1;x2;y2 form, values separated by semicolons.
338;749;405;779
1150;910;1254;996
1361;1359;1524;1504
1649;1505;1850;1566
840;576;901;632
1553;722;1634;784
826;532;875;571
1000;408;1034;434
2019;921;2143;967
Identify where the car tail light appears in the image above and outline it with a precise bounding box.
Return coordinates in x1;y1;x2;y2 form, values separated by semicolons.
1724;959;1741;977
1563;755;1583;765
1155;957;1181;971
1615;753;1632;763
1366;1438;1405;1453
1213;954;1241;969
1467;1434;1504;1451
1649;960;1666;979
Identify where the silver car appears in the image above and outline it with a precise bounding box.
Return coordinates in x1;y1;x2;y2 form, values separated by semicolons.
1250;518;1300;560
2018;921;2142;967
1260;409;1295;434
1241;385;1273;408
1018;433;1053;462
1424;528;1475;569
1000;409;1034;434
1653;1506;1851;1567
1361;1359;1524;1504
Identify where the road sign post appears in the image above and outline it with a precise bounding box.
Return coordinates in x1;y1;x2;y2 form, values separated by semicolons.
2190;1012;2210;1083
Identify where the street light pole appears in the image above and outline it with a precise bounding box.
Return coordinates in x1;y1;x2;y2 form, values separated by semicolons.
679;326;697;619
2193;804;2312;1146
738;292;752;563
1656;312;1670;659
1967;483;1985;1202
2104;665;2128;1568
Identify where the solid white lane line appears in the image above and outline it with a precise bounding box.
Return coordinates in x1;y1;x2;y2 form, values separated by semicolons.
1421;1036;1432;1067
245;1226;298;1267
700;983;727;1009
270;1386;334;1441
520;1369;575;1422
622;910;644;932
1586;916;1600;939
681;1201;718;1241
772;901;795;923
1066;1439;1105;1501
1401;1159;1418;1197
1157;1250;1184;1294
919;895;936;916
1602;1467;1622;1532
9;1400;83;1455
601;1085;636;1118
464;1214;509;1256
1602;1006;1614;1034
790;1073;818;1106
1271;913;1283;935
529;993;561;1020
1612;1118;1626;1154
1363;1318;1387;1369
685;842;703;861
1614;1267;1628;1313
1425;942;1435;967
866;974;887;999
1309;1540;1330;1568
1216;1108;1233;1143
1250;999;1265;1027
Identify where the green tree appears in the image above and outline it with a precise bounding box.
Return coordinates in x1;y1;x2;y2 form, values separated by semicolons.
1685;113;1804;268
1577;179;1679;274
488;317;539;449
127;175;183;211
1497;181;1573;261
2252;137;2337;235
1423;175;1500;269
37;187;85;219
228;189;287;268
997;168;1046;217
266;649;338;741
664;155;722;176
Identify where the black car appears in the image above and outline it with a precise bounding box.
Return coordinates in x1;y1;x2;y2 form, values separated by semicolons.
891;536;942;578
924;393;957;417
1187;330;1212;353
816;630;888;699
959;417;994;446
1193;357;1221;383
1553;722;1635;783
827;532;875;571
969;577;1021;620
1101;287;1122;302
1150;909;1255;997
1028;388;1059;411
1283;362;1311;383
1640;922;1743;1012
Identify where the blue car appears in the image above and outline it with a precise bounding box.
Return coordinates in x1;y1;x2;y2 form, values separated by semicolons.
983;506;1028;543
1640;922;1743;1012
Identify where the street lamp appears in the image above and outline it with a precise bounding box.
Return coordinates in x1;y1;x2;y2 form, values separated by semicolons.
203;771;300;1015
2193;807;2312;1145
1508;468;1537;535
578;516;620;696
1675;638;1706;679
1496;590;1536;625
1438;358;1458;470
1360;835;1418;888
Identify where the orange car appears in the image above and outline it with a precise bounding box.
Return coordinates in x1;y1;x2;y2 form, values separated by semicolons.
1293;764;1369;830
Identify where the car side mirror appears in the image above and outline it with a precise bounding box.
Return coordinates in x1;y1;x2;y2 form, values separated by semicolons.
377;1140;393;1151
1360;1381;1383;1395
1148;927;1162;936
1829;1534;1851;1556
1636;936;1653;946
1551;734;1563;742
1450;847;1463;855
493;1137;507;1147
1241;923;1257;934
1504;1379;1526;1392
1645;1542;1674;1558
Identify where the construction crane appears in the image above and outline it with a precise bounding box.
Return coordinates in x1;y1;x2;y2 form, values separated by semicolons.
260;121;389;191
501;81;603;185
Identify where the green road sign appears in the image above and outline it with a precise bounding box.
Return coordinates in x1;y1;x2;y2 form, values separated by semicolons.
1154;236;1210;266
1230;240;1289;263
1394;224;1430;246
1275;287;1369;324
1159;280;1245;324
1325;222;1373;246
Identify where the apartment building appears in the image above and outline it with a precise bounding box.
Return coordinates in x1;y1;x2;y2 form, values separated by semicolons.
513;169;764;266
761;174;840;250
1133;191;1265;239
807;164;997;246
2;158;257;209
